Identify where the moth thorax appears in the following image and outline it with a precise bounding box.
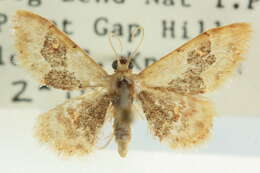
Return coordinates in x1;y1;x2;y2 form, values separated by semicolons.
116;78;132;88
113;78;133;109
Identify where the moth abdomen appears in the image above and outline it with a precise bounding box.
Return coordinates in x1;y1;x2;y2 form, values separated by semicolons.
113;117;131;158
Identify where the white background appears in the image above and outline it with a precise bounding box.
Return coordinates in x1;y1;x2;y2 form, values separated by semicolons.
0;0;260;173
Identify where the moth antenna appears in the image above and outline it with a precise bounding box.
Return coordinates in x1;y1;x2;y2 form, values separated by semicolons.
108;32;123;60
96;133;114;150
129;26;144;60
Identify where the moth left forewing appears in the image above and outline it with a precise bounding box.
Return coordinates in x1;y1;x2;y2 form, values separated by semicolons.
12;10;109;90
137;88;215;148
137;23;251;95
36;88;113;156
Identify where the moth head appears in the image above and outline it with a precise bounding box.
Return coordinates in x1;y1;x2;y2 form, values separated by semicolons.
112;56;133;71
109;27;144;72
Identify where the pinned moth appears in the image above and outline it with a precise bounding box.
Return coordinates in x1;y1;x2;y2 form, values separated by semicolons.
12;10;251;158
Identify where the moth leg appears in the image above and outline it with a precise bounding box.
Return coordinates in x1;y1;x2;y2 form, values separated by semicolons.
96;133;114;150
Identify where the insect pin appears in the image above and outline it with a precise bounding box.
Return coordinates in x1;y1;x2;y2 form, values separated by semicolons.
12;10;251;158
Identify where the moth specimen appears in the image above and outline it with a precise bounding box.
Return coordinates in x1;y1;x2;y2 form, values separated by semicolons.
12;10;251;157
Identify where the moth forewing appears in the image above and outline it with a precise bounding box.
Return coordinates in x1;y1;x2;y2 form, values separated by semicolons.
137;23;251;95
12;10;109;90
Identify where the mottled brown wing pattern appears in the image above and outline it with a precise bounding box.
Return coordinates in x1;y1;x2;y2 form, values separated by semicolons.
12;10;109;90
138;23;251;95
138;88;215;148
35;88;113;155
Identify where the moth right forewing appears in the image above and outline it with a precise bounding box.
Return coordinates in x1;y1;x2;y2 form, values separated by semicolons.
35;88;113;156
137;23;251;95
137;88;215;148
